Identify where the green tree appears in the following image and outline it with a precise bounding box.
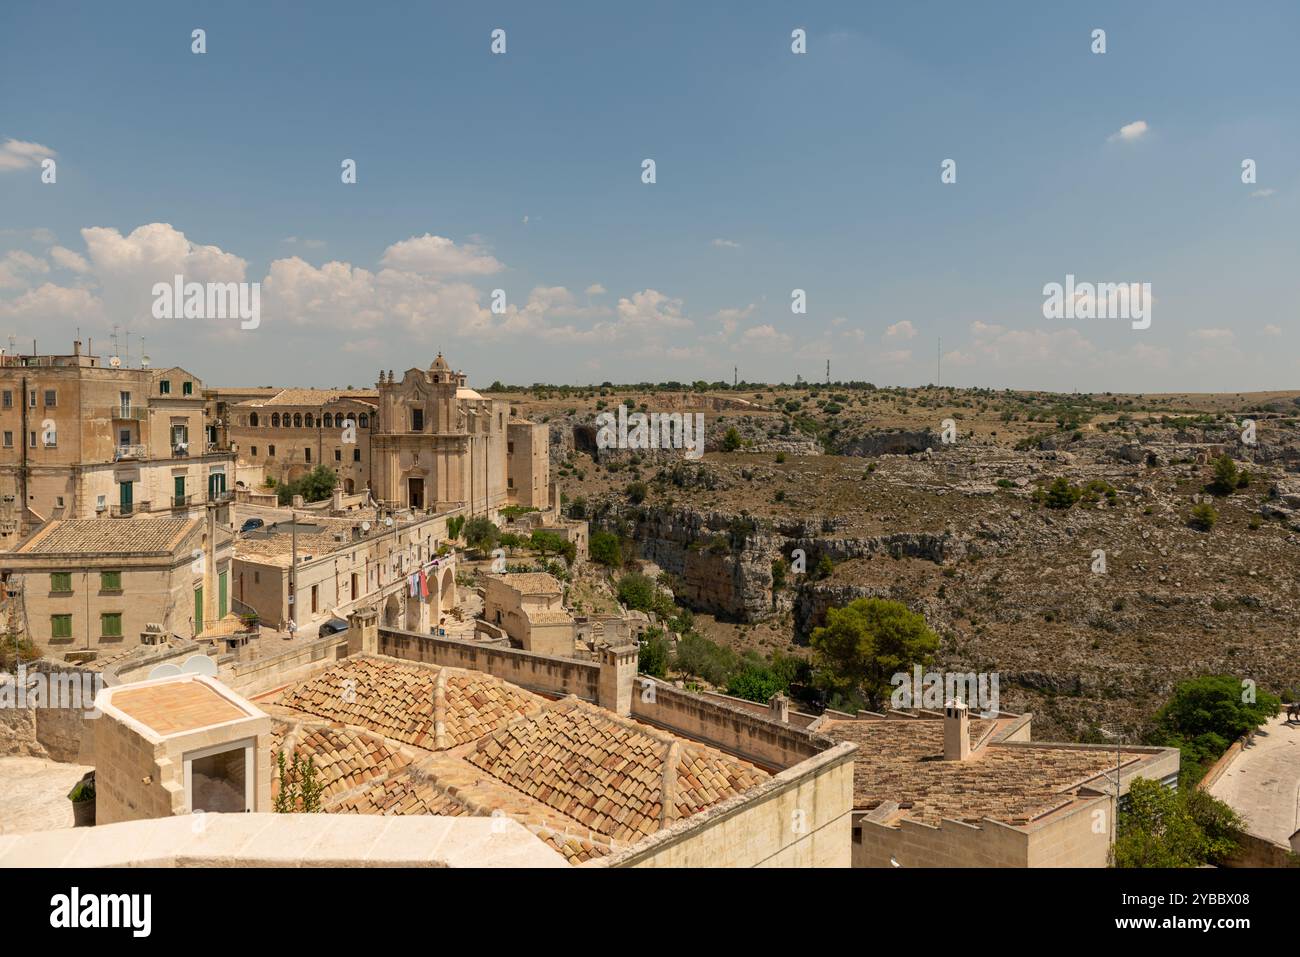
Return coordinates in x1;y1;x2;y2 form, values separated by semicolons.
1042;476;1081;510
530;529;576;564
463;516;499;552
673;633;738;686
1112;778;1240;868
446;515;465;541
617;572;656;611
809;598;940;710
1149;674;1281;776
721;427;742;452
1209;454;1239;495
638;634;670;678
726;662;787;703
1188;502;1217;532
589;530;622;567
275;465;338;505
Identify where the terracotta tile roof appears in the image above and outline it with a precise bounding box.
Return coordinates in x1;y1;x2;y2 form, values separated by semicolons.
466;698;768;843
275;657;544;750
820;718;1130;826
236;388;378;408
18;518;196;555
331;773;470;817
271;722;412;805
492;572;563;595
110;679;247;736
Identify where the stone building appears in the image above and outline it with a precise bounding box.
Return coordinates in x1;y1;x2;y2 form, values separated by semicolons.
483;572;576;655
811;701;1180;868
0;506;234;654
370;354;549;514
0;342;235;550
223;388;379;492
232;509;460;636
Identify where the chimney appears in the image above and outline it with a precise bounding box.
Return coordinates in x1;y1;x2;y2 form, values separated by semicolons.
943;698;970;761
769;692;790;724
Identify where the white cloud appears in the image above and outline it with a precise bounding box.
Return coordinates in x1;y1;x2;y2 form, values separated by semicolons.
49;245;89;273
711;238;741;249
739;324;792;352
585;283;606;296
884;319;917;340
0;138;56;171
1188;328;1234;343
0;250;49;289
282;236;327;249
1262;324;1283;336
1250;188;1276;198
379;234;503;277
0;282;103;324
1108;120;1149;143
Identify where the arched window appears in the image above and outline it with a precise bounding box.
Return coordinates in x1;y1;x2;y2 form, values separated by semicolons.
270;413;280;427
293;413;302;428
249;412;259;427
304;413;314;428
358;413;369;429
323;413;333;428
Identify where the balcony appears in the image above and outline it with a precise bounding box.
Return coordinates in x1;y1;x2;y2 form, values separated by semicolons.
172;443;190;458
171;494;194;509
108;407;148;421
113;444;148;462
110;501;149;517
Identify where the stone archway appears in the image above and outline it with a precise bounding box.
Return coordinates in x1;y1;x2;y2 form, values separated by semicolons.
383;593;400;629
440;569;456;611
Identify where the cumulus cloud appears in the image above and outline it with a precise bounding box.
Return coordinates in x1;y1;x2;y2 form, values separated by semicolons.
0;282;104;324
1188;328;1234;343
711;238;741;249
884;319;917;340
379;234;503;277
0;138;56;171
739;324;792;352
0;250;49;289
1108;120;1149;143
49;246;89;273
1262;324;1283;336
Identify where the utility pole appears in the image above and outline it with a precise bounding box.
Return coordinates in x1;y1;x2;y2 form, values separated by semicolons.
826;360;830;385
937;337;942;388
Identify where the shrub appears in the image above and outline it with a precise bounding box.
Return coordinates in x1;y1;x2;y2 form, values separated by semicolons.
616;572;657;612
721;427;742;452
463;516;499;551
1042;477;1081;509
1189;502;1217;531
589;530;622;567
625;481;648;504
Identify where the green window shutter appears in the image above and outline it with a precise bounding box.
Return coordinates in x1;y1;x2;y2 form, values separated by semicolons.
100;613;122;638
100;570;122;591
218;570;228;618
183;381;193;396
160;380;171;394
50;614;72;639
50;572;72;593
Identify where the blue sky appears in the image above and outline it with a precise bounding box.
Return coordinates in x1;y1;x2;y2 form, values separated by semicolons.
1;1;1296;390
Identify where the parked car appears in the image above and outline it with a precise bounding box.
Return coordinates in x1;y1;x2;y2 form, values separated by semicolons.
318;617;349;638
239;517;265;533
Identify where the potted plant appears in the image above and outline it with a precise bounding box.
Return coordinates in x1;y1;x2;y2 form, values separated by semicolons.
67;772;95;827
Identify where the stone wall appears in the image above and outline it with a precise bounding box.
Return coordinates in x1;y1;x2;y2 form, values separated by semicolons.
632;678;833;769
596;741;856;868
377;626;602;703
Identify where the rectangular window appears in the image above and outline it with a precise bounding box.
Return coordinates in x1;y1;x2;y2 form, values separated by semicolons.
2;432;10;447
353;449;360;462
28;432;35;449
182;381;193;396
100;612;123;638
50;614;73;639
159;380;171;395
250;445;258;456
28;390;36;408
1;391;10;408
334;448;341;461
100;570;122;591
268;444;276;456
411;408;424;431
305;448;311;462
119;391;131;415
50;572;72;593
43;389;56;407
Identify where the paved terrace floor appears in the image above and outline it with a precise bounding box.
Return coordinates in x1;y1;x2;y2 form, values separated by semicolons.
0;757;94;835
1207;714;1300;846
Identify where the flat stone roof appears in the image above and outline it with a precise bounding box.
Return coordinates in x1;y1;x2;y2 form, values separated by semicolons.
110;680;249;736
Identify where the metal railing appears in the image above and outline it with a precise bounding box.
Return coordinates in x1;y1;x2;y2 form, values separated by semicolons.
113;444;148;461
107;407;149;421
110;501;150;517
